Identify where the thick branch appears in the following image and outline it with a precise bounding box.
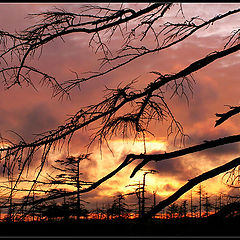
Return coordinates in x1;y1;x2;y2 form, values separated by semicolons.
143;156;240;220
1;43;239;155
1;133;240;209
150;43;240;92
130;134;240;177
0;42;239;198
0;154;134;209
62;7;240;94
0;3;172;91
215;106;240;127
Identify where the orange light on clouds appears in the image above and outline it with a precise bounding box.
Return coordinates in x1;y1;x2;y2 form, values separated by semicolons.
88;138;171;197
0;2;239;214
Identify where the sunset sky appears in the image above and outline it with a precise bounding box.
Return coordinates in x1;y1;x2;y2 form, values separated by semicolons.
0;3;239;211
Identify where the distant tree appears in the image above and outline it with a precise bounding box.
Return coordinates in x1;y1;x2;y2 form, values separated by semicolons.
41;202;63;221
91;203;107;220
189;191;198;218
197;184;203;218
0;3;239;220
126;169;157;219
203;193;212;217
191;205;199;219
166;203;179;219
107;194;131;219
21;195;36;221
50;154;92;220
178;200;188;218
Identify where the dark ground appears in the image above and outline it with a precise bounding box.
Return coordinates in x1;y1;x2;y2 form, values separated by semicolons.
1;216;240;237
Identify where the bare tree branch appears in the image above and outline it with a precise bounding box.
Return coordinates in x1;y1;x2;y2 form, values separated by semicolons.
142;156;240;220
215;105;240;127
1;133;240;210
0;40;238;198
0;4;239;220
129;134;240;178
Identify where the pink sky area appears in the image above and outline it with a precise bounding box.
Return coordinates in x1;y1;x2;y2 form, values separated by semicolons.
0;3;239;210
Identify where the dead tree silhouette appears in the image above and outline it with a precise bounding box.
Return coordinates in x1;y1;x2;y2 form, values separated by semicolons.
141;170;157;218
50;154;92;220
125;169;157;219
106;193;131;219
197;184;203;218
0;3;239;220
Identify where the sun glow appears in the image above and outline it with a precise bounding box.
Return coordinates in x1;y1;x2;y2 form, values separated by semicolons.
91;138;167;175
88;138;231;201
89;138;171;197
110;138;167;154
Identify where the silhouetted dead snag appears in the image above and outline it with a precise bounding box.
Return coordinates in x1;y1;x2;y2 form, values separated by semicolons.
0;3;239;219
51;155;92;221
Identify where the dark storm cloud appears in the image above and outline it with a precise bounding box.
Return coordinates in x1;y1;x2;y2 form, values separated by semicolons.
20;103;58;141
148;157;200;182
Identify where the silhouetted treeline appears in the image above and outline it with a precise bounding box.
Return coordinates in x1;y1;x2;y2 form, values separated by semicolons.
1;185;240;222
